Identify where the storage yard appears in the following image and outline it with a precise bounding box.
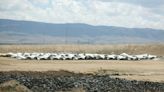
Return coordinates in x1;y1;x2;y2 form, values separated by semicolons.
0;44;164;92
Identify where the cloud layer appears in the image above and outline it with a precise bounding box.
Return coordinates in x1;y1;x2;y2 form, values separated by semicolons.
0;0;164;29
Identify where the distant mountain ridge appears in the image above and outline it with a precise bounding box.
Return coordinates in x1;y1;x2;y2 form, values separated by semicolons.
0;19;164;44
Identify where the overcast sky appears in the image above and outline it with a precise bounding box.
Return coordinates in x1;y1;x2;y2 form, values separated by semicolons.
0;0;164;30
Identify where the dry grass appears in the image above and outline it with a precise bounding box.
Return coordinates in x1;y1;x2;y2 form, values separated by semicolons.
0;44;164;56
0;80;32;92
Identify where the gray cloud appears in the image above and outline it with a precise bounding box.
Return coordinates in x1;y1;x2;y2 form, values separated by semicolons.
0;0;164;30
101;0;164;7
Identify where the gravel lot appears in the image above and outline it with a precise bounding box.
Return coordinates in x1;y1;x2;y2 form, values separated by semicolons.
0;71;164;92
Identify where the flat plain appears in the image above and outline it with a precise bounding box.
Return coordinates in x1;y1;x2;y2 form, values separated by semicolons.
0;44;164;82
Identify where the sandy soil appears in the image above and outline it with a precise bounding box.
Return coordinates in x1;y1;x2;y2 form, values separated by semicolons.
0;44;164;55
0;57;164;82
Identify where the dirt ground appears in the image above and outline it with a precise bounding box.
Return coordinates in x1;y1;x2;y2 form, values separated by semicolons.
0;44;164;83
0;57;164;82
0;44;164;55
